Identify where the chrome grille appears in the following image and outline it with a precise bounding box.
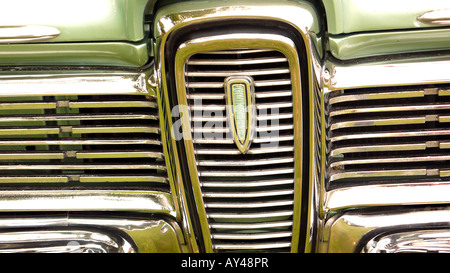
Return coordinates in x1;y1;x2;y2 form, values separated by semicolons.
0;94;167;186
327;85;450;189
185;48;295;252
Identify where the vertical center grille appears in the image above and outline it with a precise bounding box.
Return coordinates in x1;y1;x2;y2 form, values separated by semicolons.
174;30;304;253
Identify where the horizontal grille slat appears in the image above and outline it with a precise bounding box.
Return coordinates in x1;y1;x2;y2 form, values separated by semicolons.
200;179;294;188
198;157;294;167
0;164;166;170
186;68;290;77
199;168;294;177
214;241;292;251
205;200;294;209
186;57;288;66
203;189;294;198
0;114;157;122
0;94;167;187
184;47;296;253
0;100;156;110
193;135;294;144
186;79;292;89
0;139;161;146
212;231;292;240
327;85;450;189
208;210;294;219
210;220;293;230
194;146;294;155
329;90;425;104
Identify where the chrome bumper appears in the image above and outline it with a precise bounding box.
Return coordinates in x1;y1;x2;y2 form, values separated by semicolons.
320;207;450;253
0;213;184;253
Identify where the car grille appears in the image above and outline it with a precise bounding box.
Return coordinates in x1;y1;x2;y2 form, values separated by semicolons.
185;48;296;252
0;94;167;186
327;85;450;189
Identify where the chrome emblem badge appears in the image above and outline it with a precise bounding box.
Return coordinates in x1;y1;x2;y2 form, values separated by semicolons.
225;76;255;154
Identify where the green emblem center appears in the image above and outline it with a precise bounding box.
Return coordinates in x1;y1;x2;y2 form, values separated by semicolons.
232;83;247;143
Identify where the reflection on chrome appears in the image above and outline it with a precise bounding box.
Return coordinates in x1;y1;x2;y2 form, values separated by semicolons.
364;230;450;253
0;229;135;253
0;25;60;43
0;215;185;253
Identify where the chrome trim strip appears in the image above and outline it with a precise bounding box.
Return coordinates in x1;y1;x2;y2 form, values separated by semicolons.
325;182;450;212
329;90;424;104
0;72;152;97
0;190;176;217
328;169;427;182
0;25;60;43
418;8;450;25
330;143;426;156
325;56;450;91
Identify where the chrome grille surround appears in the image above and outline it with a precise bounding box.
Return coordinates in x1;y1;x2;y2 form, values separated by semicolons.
174;33;303;252
155;1;322;253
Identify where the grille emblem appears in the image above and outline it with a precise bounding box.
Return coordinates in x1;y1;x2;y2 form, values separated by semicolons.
225;76;255;154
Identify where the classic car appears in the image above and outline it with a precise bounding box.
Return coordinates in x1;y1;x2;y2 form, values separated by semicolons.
0;0;449;253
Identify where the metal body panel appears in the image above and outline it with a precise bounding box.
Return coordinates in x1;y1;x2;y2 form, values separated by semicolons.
0;0;153;66
323;0;450;34
0;41;148;67
322;0;450;60
329;27;450;60
0;0;151;43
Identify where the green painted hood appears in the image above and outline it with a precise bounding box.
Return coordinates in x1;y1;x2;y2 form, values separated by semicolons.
0;0;152;43
323;0;450;34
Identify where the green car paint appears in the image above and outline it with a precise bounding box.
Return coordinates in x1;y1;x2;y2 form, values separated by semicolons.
329;27;450;60
322;0;450;60
322;0;450;35
0;0;448;66
0;41;149;67
0;0;152;42
0;0;154;67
